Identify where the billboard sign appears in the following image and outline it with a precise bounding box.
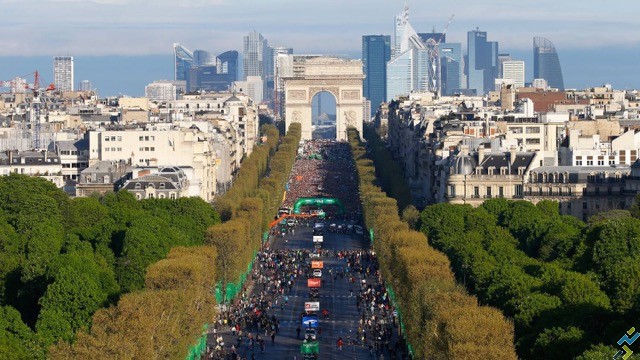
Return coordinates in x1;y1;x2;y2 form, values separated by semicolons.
311;261;324;269
313;236;323;243
305;302;320;312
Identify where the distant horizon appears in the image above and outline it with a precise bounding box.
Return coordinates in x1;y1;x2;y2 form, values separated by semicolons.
1;44;638;98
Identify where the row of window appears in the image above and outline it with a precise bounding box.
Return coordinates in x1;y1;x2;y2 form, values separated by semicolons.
135;193;176;200
138;147;156;152
62;163;88;168
575;160;614;166
104;148;122;152
60;150;80;155
448;185;524;198
104;136;123;142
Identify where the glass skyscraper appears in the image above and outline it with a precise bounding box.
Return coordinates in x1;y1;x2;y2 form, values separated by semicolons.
466;29;498;95
439;43;462;96
362;35;391;116
533;37;565;90
243;31;268;80
173;43;194;81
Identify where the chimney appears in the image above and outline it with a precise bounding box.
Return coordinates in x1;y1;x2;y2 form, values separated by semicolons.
510;146;517;165
478;143;485;164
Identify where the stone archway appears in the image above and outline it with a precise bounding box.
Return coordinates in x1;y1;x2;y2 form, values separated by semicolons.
284;56;365;140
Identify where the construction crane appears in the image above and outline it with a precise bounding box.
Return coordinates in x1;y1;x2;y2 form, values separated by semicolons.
24;71;55;149
426;14;455;96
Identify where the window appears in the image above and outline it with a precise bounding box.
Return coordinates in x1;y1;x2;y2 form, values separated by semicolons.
583;202;588;209
473;186;480;198
150;147;155;151
117;136;122;141
486;187;492;198
105;137;110;142
150;136;155;141
567;202;572;210
448;185;455;198
139;136;144;141
499;187;504;198
587;160;593;166
148;193;154;199
526;138;541;145
598;160;604;165
515;185;523;197
509;127;523;134
170;193;176;200
576;160;583;166
105;148;109;152
548;187;553;196
144;136;149;141
135;183;141;189
525;127;541;134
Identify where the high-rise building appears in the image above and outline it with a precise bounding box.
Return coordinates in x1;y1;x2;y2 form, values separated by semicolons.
387;6;430;101
418;32;445;45
53;56;74;92
362;35;391;115
193;50;216;66
502;60;525;88
533;37;565;90
265;46;293;109
466;29;498;95
439;43;462;96
497;53;513;78
186;50;238;93
173;43;194;81
243;31;268;80
78;80;92;92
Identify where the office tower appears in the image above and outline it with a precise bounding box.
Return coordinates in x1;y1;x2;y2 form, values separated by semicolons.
418;32;445;45
497;53;512;78
265;46;293;109
502;60;525;88
466;29;498;95
533;36;565;90
362;35;391;115
78;80;92;92
243;31;268;80
53;56;74;92
439;43;462;96
173;43;194;81
387;6;430;100
233;76;263;103
193;50;216;66
217;50;239;80
387;49;415;101
186;50;238;92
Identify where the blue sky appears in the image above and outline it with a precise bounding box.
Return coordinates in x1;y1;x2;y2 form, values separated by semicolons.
0;0;639;95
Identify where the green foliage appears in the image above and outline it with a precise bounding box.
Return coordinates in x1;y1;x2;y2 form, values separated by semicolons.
420;200;624;359
348;127;517;359
0;306;44;359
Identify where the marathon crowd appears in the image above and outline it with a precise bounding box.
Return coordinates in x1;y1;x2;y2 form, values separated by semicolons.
282;140;360;214
205;246;409;359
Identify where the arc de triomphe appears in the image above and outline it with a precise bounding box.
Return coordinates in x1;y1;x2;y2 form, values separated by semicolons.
283;56;364;140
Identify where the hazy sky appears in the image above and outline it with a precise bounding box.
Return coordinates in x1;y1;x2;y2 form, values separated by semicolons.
2;0;639;56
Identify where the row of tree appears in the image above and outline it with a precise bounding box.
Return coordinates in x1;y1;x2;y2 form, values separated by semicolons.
44;123;301;358
0;175;221;358
208;123;301;298
348;127;518;359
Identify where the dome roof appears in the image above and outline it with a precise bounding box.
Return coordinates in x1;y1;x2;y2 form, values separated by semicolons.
452;153;477;175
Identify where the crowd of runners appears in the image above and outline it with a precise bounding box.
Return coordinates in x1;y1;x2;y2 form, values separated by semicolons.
282;140;360;214
204;139;409;359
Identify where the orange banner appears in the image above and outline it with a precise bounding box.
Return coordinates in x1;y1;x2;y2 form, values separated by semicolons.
307;278;321;288
311;261;324;269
